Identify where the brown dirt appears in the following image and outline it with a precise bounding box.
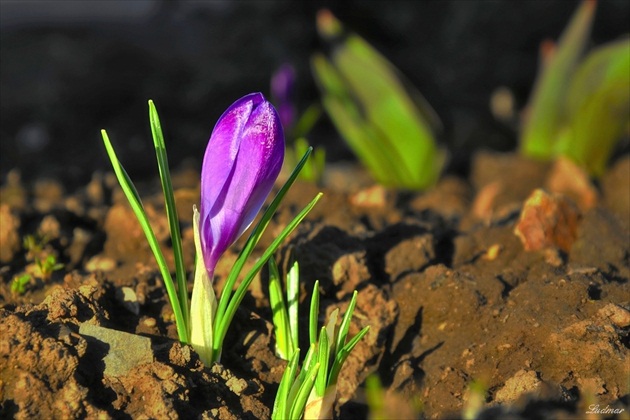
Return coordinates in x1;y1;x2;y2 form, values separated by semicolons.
1;151;628;419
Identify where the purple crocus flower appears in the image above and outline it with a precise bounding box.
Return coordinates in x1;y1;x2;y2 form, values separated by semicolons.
199;92;285;279
191;92;284;365
271;64;297;130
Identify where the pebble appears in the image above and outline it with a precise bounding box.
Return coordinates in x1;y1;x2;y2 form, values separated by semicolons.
116;287;140;315
79;323;153;377
85;255;117;272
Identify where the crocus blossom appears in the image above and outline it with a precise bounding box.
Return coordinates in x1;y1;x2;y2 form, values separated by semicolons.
191;92;284;364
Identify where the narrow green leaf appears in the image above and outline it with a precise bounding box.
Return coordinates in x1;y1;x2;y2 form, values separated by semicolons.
333;34;441;187
309;280;320;346
287;261;300;352
365;375;386;418
336;290;358;351
315;326;331;397
289;362;320;420
269;258;291;360
148;100;190;330
312;54;402;185
328;326;370;387
101;129;188;343
520;0;597;159
272;348;301;420
285;344;316;419
299;343;318;383
556;38;630;176
291;103;322;140
324;308;339;354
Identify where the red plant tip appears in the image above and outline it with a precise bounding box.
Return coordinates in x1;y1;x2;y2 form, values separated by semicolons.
540;39;556;64
316;9;342;39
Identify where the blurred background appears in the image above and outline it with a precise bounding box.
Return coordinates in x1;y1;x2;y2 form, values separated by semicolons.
1;0;629;188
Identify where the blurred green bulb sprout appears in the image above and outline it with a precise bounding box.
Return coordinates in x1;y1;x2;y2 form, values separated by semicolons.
519;0;630;177
312;9;446;190
270;63;326;185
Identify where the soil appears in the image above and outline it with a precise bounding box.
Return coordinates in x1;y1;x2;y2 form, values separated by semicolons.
0;151;628;419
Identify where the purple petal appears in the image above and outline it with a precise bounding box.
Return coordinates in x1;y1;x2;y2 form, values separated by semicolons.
199;93;284;274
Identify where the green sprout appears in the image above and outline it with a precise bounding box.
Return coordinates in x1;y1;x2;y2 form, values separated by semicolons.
462;380;487;420
365;374;423;419
286;138;326;186
11;274;32;295
268;258;300;360
311;9;445;190
22;234;63;281
519;0;630;176
271;265;370;420
35;254;64;281
101;99;321;363
23;233;49;261
289;106;326;185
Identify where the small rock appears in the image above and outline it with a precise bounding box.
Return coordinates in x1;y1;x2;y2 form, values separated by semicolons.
598;303;630;328
116;286;140;315
226;376;248;395
79;323;153;377
85;255;117;272
349;184;390;209
482;244;502;261
494;369;542;404
514;189;580;252
331;251;370;293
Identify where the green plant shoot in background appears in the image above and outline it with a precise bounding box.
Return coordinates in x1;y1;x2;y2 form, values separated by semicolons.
271;64;326;185
311;9;446;190
519;0;630;177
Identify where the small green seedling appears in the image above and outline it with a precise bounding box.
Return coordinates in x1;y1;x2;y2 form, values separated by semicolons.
22;233;63;281
23;234;49;261
11;274;32;295
365;374;423;419
519;0;629;176
312;10;445;190
35;254;64;281
271;266;370;420
462;380;487;420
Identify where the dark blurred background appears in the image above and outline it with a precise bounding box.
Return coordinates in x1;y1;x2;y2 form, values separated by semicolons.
1;0;629;188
